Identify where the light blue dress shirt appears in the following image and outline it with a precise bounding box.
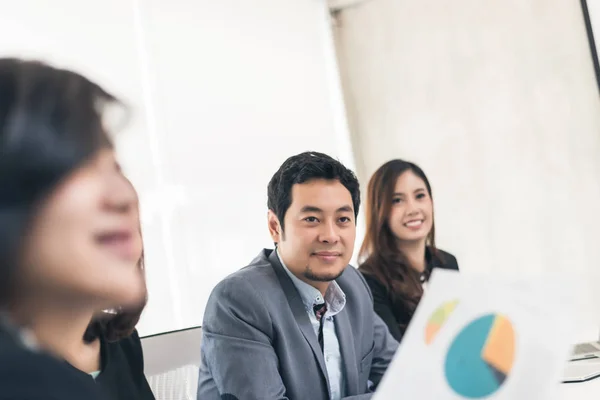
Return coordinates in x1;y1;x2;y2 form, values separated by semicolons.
277;250;347;400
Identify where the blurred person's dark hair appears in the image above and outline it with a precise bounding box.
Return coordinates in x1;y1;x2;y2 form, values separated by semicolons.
0;58;143;341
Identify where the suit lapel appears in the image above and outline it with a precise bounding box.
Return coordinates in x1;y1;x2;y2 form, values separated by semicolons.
268;250;331;390
335;289;359;395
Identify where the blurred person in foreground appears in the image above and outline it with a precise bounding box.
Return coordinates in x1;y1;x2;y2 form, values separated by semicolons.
0;58;148;399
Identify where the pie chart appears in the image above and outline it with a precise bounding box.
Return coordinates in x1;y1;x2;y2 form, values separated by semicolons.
425;299;459;344
445;314;515;398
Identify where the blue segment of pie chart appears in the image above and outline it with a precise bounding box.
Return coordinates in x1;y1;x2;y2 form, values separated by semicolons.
444;314;508;398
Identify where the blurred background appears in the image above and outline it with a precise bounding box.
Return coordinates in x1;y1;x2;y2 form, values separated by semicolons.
1;0;598;336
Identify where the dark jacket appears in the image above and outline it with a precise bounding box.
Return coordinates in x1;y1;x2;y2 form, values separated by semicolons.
360;248;459;342
0;325;107;400
0;323;154;400
94;329;155;400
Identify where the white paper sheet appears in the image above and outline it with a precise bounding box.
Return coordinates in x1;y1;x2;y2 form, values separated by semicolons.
373;269;579;400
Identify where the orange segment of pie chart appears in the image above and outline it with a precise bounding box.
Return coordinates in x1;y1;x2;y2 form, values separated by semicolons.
481;315;515;374
425;323;442;344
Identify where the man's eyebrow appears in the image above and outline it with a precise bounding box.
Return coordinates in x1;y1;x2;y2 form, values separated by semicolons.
299;206;323;213
298;205;353;213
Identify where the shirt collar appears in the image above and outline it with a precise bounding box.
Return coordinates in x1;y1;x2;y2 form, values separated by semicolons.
277;249;346;316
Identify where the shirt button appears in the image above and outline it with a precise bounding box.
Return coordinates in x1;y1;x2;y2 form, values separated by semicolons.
326;356;330;362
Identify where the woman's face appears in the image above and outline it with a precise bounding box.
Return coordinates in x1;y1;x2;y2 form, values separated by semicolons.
17;148;145;310
387;170;434;244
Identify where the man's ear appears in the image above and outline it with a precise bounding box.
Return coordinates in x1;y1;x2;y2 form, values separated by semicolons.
267;210;282;244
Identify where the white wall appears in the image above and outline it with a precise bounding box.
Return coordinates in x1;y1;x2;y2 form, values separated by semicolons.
333;0;600;278
585;0;600;99
587;0;600;59
0;0;357;335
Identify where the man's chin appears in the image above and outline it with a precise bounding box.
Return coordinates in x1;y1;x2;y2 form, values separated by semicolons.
304;268;346;283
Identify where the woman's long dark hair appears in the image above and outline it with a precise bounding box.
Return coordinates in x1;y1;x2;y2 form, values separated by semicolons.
0;58;121;302
358;159;441;332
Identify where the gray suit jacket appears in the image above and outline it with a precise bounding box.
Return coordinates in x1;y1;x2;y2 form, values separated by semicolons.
197;249;399;400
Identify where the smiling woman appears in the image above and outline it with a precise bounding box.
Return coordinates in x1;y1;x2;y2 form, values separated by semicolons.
358;159;460;342
0;58;148;399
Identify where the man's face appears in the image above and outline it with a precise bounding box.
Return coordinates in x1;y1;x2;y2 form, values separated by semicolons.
268;179;356;288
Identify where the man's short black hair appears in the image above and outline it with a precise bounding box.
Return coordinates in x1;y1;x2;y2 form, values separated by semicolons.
267;151;361;231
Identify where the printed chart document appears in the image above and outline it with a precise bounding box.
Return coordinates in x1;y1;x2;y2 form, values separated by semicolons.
373;269;578;400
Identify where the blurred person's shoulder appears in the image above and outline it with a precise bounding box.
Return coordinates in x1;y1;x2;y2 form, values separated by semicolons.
98;328;156;399
0;330;107;400
106;327;144;361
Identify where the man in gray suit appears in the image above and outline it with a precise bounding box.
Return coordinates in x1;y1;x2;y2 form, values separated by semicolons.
197;152;399;400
